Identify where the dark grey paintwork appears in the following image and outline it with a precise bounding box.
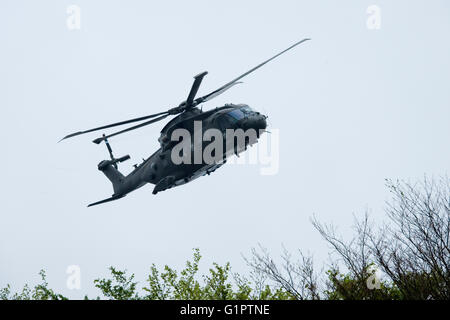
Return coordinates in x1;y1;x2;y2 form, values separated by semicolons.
90;104;266;206
60;39;310;206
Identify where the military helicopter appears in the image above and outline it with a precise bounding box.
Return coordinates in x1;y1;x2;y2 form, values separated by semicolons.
61;38;310;206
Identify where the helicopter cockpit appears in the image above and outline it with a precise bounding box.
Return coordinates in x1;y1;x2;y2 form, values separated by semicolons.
226;105;254;120
215;104;266;133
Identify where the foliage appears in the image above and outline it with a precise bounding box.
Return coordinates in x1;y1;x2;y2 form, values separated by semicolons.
2;249;293;300
94;267;139;300
2;177;448;300
247;176;449;300
0;270;67;300
324;266;403;300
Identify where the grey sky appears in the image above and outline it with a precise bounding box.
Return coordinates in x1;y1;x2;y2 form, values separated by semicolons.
1;0;449;298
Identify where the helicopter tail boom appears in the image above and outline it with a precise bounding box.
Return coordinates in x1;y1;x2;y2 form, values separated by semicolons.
98;160;125;194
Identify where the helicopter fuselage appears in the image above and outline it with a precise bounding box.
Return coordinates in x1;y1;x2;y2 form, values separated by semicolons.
63;39;310;206
98;103;267;200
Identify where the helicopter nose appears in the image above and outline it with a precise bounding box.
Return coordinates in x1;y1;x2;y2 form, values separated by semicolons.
240;114;267;132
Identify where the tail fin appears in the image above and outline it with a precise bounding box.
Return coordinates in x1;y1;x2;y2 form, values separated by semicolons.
88;194;125;207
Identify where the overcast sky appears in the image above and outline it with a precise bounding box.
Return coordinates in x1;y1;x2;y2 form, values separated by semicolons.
1;0;449;298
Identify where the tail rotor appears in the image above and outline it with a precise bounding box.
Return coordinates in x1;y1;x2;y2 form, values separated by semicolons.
99;134;130;170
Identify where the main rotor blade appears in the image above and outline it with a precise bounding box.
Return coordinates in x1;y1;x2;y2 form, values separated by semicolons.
60;111;169;141
92;114;169;144
186;71;208;108
199;81;243;103
197;38;311;104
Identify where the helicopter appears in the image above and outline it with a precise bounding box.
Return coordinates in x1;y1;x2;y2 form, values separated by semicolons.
61;38;310;207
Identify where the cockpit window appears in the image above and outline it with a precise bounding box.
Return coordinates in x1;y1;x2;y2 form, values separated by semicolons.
241;106;253;113
227;109;245;120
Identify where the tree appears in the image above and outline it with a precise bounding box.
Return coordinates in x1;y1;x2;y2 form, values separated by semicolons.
370;177;449;299
2;248;292;300
3;177;448;300
247;176;449;300
0;270;67;300
94;248;292;300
